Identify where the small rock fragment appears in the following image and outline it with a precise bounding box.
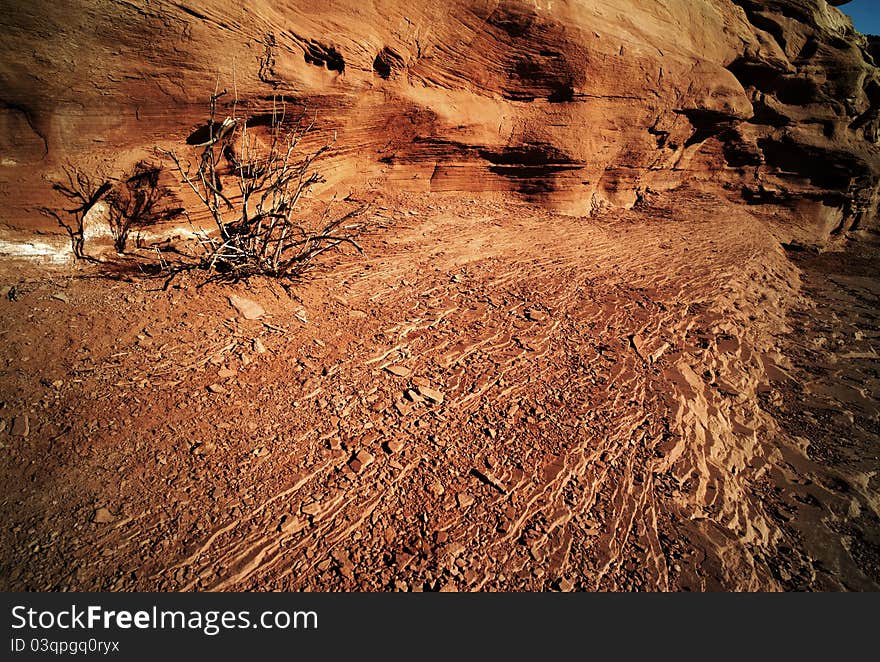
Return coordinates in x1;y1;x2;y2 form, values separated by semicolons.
349;449;374;473
228;295;265;320
217;368;236;379
525;308;546;322
11;415;29;437
51;292;69;303
394;399;413;416
456;492;474;509
93;507;114;524
385;365;412;378
279;515;305;534
302;502;322;516
385;439;404;454
253;338;267;354
192;441;216;456
207;383;226;394
417;385;444;404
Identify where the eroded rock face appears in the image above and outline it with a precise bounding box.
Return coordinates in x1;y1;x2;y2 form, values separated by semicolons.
0;0;877;243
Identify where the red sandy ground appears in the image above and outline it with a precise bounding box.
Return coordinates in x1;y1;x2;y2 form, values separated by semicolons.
1;189;878;591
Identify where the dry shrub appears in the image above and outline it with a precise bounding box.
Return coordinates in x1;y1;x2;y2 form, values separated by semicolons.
162;89;366;281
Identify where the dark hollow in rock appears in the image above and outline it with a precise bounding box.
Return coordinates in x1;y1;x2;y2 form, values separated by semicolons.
373;47;404;79
479;143;584;195
303;40;345;73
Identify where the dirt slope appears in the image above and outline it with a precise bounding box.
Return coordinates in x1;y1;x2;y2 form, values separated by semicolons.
1;188;877;591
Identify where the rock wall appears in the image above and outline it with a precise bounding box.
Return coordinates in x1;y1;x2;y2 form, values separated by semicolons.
0;0;877;243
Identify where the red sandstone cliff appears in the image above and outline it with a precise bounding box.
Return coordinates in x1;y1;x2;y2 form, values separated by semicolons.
0;0;878;244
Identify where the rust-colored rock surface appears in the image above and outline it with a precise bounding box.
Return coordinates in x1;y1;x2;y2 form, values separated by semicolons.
1;1;878;244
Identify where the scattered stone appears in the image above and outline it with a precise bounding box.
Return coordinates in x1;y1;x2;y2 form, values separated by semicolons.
456;492;474;509
631;333;647;359
349;449;374;473
228;295;265;320
207;383;226;394
217;368;236;379
435;530;449;544
428;480;445;496
93;507;114;524
338;561;355;580
192;441;216;456
417;385;444;404
395;550;415;569
471;467;506;494
279;515;305;535
525;308;547;322
404;389;423;403
385;365;412;378
394;400;413;416
556;577;574;592
51;292;69;303
51;379;64;389
385;439;404;454
11;415;29;437
253;338;267;354
302;502;322;516
651;342;670;363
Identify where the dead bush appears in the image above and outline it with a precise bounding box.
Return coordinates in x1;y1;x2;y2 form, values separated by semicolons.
161;88;366;281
